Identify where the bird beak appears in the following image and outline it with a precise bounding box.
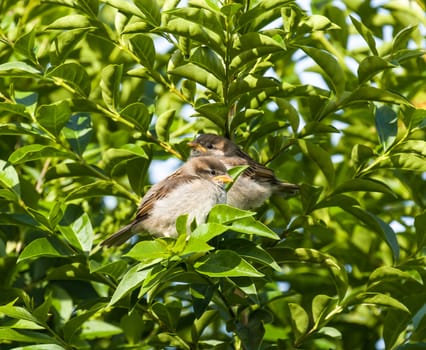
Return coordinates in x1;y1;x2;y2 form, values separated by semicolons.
213;174;233;184
187;141;207;153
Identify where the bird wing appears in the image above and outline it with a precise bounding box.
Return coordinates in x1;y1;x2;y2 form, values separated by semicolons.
134;170;199;219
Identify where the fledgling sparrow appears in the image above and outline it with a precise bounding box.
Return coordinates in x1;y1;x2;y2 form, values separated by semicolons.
101;156;233;247
188;134;299;210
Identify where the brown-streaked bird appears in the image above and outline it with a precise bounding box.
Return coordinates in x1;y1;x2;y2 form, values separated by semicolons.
101;156;233;247
188;134;299;210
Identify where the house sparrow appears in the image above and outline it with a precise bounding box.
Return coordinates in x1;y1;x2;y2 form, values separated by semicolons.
101;156;233;247
188;134;299;210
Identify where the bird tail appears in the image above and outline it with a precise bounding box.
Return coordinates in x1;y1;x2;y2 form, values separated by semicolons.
276;182;300;198
100;223;134;247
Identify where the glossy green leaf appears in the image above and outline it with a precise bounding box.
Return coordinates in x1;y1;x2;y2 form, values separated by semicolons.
288;303;309;341
230;32;284;74
47;14;92;29
0;62;41;75
155;109;175;141
109;264;152;306
0;329;57;344
125;240;170;261
377;154;426;172
103;144;149;175
129;34;155;69
343;86;411;106
312;294;337;326
126;157;150;196
375;105;398;151
353;293;410;313
194;250;264;277
194;102;227;129
332;178;395;196
230;217;280;240
169;63;223;97
208;204;254;224
8;344;66;350
66;180;133;201
36;100;71;136
103;0;144;17
358;56;395;83
47;62;91;97
100;64;123;111
50;28;90;64
298;139;335;187
0;160;20;197
392;26;418;54
8;145;73;164
190;222;228;242
191;46;225;80
134;0;161;26
152;301;181;331
162;18;224;54
120;102;151;131
18;237;74;263
63;113;93;155
14;29;37;64
228;75;280;103
350;15;378;55
301;46;345;97
415;212;426;252
58;212;94;253
45;162;103;180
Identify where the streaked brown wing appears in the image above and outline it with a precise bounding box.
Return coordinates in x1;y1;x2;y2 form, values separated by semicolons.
134;170;198;220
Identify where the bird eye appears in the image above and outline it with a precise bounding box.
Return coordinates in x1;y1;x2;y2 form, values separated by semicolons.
209;169;217;176
206;143;214;149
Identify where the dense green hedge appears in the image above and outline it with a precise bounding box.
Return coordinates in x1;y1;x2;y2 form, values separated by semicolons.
0;0;425;349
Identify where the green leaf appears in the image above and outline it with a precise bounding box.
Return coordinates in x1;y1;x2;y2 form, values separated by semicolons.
110;264;152;306
14;29;37;64
358;56;395;83
230;217;280;240
120;102;151;131
126;157;150;196
0;329;57;344
36;100;71;136
208;204;254;224
194;102;227;129
191;46;225;80
223;239;280;271
312;294;338;326
190;222;228;242
100;64;123;111
0;62;41;76
58;212;94;253
343;86;411;106
288;303;309;341
228;75;280;103
375;105;398;151
298;139;335;187
151;301;181;331
0;160;21;198
353;292;410;313
415;212;426;252
155;109;175;141
103;0;144;18
45;162;104;180
377;154;426;172
11;344;67;350
350;16;378;55
62;303;104;342
8;145;73;164
129;34;155;69
80;319;122;338
125;240;171;261
230;32;283;74
0;299;38;323
47;62;91;97
392;26;418;54
332;178;395;197
65;181;133;201
134;0;161;26
194;250;264;277
0;102;31;118
104;144;149;175
169;63;223;97
18;238;74;263
301;46;345;97
46;14;92;30
162;18;224;55
63;113;93;155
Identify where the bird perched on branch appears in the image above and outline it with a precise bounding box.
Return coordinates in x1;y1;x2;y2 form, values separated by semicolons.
188;134;299;210
101;156;232;247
